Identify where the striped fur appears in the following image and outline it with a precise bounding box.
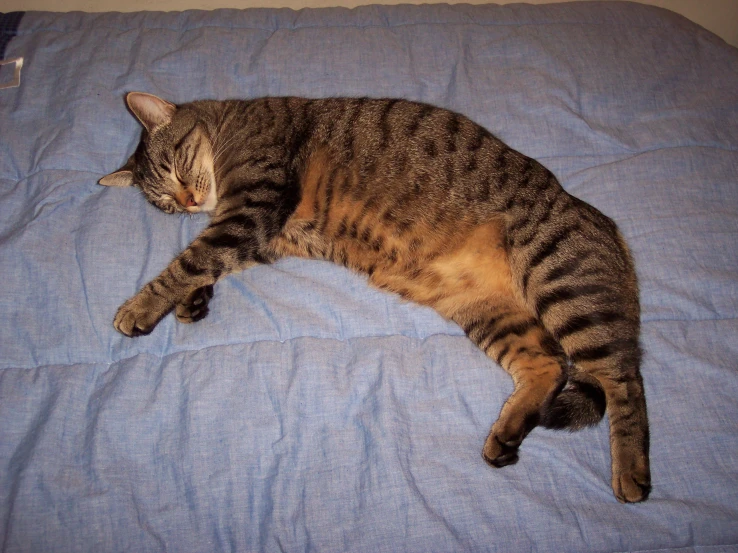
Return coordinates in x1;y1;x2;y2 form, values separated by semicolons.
100;92;651;503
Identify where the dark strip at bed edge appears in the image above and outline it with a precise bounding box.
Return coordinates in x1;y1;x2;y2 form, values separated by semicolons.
0;12;24;59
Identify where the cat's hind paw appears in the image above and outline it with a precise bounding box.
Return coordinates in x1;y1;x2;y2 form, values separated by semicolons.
612;461;651;503
482;435;521;468
175;285;214;324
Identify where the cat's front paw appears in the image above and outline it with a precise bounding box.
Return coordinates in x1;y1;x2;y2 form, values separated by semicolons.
113;291;171;337
175;285;214;323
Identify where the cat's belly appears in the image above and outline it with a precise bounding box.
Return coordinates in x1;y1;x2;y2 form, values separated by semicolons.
367;220;520;319
272;214;520;322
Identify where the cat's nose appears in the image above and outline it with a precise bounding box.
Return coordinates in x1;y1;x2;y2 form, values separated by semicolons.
176;190;199;208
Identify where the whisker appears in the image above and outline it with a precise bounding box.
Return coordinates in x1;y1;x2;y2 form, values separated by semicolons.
213;132;241;164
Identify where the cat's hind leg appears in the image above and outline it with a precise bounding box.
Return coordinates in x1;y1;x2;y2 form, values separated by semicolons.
459;307;566;467
417;220;567;467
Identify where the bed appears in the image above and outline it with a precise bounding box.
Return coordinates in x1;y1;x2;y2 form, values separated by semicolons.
1;2;737;551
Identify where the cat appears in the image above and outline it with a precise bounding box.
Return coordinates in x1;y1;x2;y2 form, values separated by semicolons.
100;92;651;503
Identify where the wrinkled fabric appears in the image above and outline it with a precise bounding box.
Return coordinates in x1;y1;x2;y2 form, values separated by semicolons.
1;3;737;552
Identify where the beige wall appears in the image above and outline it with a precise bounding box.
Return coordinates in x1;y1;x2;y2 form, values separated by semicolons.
2;0;737;47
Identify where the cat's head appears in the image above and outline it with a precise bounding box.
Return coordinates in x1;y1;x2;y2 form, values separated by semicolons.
99;92;218;214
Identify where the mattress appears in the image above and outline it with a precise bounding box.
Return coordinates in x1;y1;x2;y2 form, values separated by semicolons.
1;2;737;551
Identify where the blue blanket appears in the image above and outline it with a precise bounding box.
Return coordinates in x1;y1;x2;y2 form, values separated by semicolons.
1;3;737;552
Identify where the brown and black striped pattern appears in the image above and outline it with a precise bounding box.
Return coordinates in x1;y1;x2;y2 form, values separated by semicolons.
100;92;650;503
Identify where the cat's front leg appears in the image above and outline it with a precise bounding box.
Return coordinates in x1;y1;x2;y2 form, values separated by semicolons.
114;255;221;337
113;262;206;337
113;204;281;337
115;284;214;335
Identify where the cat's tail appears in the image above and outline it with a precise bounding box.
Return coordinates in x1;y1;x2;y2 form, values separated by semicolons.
541;366;606;430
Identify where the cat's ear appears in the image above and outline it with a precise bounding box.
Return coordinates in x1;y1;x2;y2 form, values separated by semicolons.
99;170;134;187
125;92;177;132
99;155;135;187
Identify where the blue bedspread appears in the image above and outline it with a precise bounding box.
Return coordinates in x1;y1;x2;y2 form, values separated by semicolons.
1;3;737;552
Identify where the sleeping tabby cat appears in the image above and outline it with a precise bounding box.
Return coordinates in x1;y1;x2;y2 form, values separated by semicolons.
100;92;651;503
